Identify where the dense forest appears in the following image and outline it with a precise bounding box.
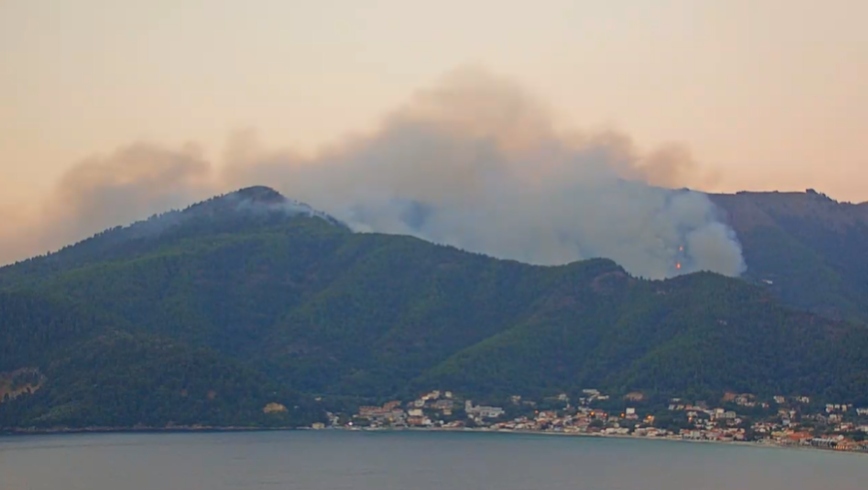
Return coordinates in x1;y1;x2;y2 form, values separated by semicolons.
2;186;867;430
0;292;325;429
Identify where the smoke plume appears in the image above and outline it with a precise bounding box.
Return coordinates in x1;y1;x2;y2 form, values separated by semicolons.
0;67;746;279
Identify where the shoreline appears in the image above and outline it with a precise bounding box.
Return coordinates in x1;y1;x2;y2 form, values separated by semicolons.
2;424;864;456
338;426;805;451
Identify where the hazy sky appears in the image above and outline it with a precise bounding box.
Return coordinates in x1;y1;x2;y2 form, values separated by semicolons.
2;0;867;213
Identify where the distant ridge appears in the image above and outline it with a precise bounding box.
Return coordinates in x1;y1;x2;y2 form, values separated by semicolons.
710;189;868;322
4;185;868;324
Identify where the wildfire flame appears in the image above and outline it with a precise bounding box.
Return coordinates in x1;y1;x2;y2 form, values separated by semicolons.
676;262;682;270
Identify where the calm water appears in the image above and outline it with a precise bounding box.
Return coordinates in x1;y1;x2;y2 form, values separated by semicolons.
0;430;865;490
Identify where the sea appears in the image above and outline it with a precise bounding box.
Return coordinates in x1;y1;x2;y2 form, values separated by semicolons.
0;430;864;490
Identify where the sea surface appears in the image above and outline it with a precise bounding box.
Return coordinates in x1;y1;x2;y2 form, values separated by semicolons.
0;430;865;490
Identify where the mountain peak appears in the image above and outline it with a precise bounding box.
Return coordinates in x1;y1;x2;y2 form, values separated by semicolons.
185;186;347;229
0;186;349;270
227;186;286;205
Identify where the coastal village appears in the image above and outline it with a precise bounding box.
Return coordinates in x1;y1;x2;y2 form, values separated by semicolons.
319;389;868;454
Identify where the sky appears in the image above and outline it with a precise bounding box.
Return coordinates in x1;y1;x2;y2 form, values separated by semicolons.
0;0;866;263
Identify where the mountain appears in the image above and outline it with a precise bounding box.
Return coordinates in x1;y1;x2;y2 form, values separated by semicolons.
711;190;868;323
2;186;868;430
0;186;347;291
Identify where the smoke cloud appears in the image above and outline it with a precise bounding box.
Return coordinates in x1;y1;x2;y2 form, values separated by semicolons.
0;67;746;279
0;143;215;263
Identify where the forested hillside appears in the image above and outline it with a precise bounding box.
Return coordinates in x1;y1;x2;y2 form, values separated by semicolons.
2;186;867;429
0;292;324;429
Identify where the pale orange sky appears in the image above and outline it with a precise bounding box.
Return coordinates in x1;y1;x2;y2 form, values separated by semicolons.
2;0;867;209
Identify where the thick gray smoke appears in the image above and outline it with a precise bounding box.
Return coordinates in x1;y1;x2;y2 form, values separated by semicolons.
226;68;745;279
1;67;746;279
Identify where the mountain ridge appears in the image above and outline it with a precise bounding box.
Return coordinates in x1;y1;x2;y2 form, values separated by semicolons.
709;189;868;322
0;186;348;289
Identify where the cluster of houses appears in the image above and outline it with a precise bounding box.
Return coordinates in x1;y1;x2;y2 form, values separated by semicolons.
333;390;506;429
321;389;868;453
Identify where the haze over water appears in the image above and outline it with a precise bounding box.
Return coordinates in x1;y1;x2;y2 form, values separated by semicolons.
1;431;864;490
